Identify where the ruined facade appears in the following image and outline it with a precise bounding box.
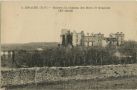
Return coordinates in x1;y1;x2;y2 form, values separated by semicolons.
60;29;124;47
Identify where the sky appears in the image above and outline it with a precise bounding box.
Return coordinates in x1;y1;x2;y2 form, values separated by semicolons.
1;1;137;44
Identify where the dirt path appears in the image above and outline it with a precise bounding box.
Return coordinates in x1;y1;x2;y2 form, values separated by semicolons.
7;76;137;90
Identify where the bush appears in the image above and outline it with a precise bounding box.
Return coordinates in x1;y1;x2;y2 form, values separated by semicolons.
12;41;137;67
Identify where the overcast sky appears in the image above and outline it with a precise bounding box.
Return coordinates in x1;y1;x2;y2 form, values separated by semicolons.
1;1;137;44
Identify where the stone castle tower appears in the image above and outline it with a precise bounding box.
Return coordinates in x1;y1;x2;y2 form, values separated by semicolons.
60;29;73;47
72;30;84;46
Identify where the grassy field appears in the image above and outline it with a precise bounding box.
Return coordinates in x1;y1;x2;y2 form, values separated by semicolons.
7;76;137;90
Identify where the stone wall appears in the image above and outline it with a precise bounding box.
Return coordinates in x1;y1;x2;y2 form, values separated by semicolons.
1;68;35;86
1;64;137;87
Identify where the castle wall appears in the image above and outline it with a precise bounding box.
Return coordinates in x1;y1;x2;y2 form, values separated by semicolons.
102;39;107;47
72;31;77;46
77;33;82;46
109;32;124;46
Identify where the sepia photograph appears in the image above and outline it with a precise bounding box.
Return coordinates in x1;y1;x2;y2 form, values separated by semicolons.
1;1;137;90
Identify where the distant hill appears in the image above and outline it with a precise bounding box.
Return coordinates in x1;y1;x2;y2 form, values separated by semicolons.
1;42;59;51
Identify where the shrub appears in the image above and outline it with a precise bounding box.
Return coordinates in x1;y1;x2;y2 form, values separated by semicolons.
11;41;137;67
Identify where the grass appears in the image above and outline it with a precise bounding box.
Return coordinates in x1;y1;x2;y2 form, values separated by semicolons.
6;76;137;90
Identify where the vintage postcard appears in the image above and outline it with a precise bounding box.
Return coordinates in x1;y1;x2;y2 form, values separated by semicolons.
1;1;137;90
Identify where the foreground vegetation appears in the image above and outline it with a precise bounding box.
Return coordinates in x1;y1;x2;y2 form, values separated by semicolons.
7;76;137;90
3;41;134;67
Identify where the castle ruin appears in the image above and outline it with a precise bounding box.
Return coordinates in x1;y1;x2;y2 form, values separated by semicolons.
60;29;124;47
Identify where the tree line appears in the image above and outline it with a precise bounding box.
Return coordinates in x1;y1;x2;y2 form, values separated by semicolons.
10;41;137;68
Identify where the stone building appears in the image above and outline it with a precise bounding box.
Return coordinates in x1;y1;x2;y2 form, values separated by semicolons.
60;29;124;47
83;33;105;47
106;32;124;46
72;30;84;46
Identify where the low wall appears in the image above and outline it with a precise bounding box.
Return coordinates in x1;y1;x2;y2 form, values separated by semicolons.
1;64;137;87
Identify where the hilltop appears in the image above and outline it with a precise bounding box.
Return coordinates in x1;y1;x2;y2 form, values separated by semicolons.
1;42;59;51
